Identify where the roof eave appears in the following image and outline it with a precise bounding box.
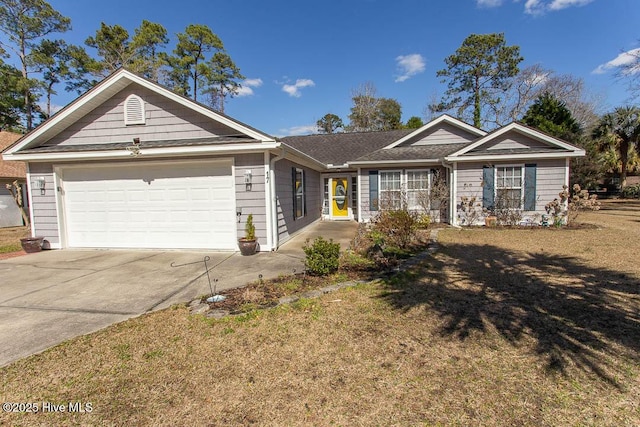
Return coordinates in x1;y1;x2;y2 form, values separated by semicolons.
445;150;586;163
3;141;281;162
348;158;444;167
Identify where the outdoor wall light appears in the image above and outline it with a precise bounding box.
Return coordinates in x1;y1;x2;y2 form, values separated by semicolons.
244;170;252;191
32;176;46;195
126;137;141;156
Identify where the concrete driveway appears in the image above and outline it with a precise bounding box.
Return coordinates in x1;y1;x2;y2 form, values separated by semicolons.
0;220;358;367
0;249;304;367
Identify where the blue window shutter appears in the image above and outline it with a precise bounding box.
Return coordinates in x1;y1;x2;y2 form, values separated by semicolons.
482;166;495;209
303;170;307;216
524;164;537;211
369;171;379;211
292;167;297;220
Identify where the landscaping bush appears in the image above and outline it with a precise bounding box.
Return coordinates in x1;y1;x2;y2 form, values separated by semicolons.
545;184;601;225
621;184;640;199
303;236;340;276
370;209;418;249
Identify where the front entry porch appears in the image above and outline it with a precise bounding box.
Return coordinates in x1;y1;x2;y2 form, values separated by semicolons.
322;174;358;221
277;220;359;257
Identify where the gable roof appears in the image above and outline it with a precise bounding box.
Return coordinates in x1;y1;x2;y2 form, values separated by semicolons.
0;131;25;178
350;143;469;165
3;69;275;158
282;129;412;167
383;114;487;149
445;122;585;162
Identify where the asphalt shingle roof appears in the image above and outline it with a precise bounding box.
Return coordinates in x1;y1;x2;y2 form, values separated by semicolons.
352;143;470;162
281;130;413;165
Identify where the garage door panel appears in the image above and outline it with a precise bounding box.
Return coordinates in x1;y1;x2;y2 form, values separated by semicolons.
62;161;236;250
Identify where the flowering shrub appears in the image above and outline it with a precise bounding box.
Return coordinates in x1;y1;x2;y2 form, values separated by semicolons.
545;184;601;226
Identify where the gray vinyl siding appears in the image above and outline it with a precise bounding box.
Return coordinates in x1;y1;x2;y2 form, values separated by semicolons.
28;163;60;246
359;169;373;222
455;159;567;223
234;153;268;249
402;123;479;146
471;130;550;152
275;159;321;244
44;83;240;146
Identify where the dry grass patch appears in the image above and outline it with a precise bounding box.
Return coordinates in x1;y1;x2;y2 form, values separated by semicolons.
0;201;638;426
0;225;28;254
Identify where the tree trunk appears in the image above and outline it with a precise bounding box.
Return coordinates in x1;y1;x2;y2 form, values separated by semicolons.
474;74;481;128
619;140;629;188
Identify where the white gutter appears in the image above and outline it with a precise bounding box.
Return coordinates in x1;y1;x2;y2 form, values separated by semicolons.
269;146;286;250
348;158;441;167
444;150;585;163
3;142;281;162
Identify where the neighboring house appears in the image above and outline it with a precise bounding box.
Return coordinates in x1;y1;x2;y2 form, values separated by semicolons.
0;130;27;228
2;69;584;251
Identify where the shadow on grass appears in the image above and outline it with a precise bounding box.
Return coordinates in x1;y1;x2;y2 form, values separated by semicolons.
380;242;640;387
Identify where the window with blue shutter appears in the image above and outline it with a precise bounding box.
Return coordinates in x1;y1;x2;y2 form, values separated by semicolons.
369;171;379;211
524;164;537;211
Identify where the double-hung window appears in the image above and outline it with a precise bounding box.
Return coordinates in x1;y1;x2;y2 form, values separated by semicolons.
495;166;523;209
379;171;402;209
406;170;429;211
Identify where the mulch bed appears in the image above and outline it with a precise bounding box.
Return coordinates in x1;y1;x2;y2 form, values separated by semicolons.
0;250;26;261
203;270;371;314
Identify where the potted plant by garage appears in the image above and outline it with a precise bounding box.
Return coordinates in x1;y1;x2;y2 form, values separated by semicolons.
20;236;44;253
238;214;258;256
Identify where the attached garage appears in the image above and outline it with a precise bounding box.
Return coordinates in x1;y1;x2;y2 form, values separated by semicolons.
58;159;237;250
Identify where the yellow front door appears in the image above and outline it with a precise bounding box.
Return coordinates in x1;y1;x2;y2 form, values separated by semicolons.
332;178;348;217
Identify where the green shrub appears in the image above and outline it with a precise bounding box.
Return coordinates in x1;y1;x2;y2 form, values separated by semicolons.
244;214;256;240
340;250;375;271
622;184;640;199
303;236;340;276
416;213;431;229
370;209;418;249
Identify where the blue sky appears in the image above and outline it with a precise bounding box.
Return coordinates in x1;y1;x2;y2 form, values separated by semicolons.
7;0;640;136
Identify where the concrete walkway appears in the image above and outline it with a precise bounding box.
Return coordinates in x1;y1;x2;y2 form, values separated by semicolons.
0;220;359;367
278;220;359;257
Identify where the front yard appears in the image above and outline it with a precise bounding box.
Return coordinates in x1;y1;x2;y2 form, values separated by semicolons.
1;201;638;426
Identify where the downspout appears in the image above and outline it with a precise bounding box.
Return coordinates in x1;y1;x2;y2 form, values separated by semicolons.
441;159;457;226
269;147;286;250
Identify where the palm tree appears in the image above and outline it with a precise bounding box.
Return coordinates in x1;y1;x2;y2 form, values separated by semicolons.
592;106;640;188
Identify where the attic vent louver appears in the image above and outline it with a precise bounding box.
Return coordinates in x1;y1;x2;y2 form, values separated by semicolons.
124;94;145;125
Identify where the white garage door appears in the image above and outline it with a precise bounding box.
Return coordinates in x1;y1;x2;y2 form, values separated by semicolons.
61;160;236;249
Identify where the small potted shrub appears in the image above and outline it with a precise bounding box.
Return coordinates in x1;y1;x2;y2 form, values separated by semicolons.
20;236;44;253
238;214;258;256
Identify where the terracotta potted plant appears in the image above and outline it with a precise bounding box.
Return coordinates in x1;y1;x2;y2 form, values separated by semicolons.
20;236;44;253
238;214;258;256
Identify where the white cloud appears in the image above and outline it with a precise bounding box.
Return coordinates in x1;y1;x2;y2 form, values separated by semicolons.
593;48;640;75
525;0;594;15
236;78;263;97
394;54;426;83
476;0;504;7
281;79;315;97
277;124;318;136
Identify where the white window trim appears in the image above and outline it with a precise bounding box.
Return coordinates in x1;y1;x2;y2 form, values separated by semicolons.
124;94;146;125
379;170;403;210
494;164;524;210
406;169;430;211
